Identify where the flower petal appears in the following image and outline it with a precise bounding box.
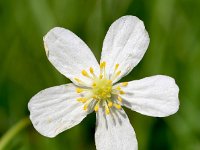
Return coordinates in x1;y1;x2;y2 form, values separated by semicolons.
101;16;149;83
28;83;90;137
95;108;138;150
119;75;179;117
44;27;99;85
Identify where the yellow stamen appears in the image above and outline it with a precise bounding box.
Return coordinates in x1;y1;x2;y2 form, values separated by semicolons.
116;71;121;76
93;95;98;99
99;74;103;79
81;98;87;103
100;63;103;69
90;67;94;74
94;104;99;112
89;67;97;78
119;90;125;94
92;82;96;87
100;61;106;69
100;62;106;78
104;102;110;115
114;104;121;109
121;82;128;86
83;104;88;110
105;107;110;115
108;101;113;107
111;70;121;81
103;62;107;77
117;96;122;102
76;97;87;103
104;62;106;67
76;88;84;93
77;97;82;102
82;70;89;77
74;78;81;83
115;86;121;91
115;64;119;71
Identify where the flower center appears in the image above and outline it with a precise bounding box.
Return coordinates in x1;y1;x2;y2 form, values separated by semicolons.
92;78;112;100
74;61;128;115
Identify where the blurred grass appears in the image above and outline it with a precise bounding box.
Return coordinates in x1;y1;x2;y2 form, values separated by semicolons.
0;0;200;150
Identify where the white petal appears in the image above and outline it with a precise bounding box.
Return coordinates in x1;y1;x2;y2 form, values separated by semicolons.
44;27;99;85
95;108;138;150
119;75;179;117
101;16;149;83
28;84;89;137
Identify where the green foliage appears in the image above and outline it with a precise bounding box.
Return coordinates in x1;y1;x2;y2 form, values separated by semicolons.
0;0;200;149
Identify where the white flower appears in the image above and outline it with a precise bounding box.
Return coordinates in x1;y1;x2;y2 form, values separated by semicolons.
28;16;179;150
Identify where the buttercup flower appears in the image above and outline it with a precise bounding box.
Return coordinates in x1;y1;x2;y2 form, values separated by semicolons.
28;16;179;150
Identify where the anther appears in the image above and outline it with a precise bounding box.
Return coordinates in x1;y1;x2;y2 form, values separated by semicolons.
115;64;119;71
94;105;99;112
119;90;125;94
77;97;87;103
100;61;106;69
74;77;89;86
108;101;113;107
105;102;110;115
94;101;100;112
92;82;96;87
81;98;87;103
104;62;106;67
114;104;121;109
117;96;122;102
100;63;104;69
77;97;82;101
82;70;89;77
105;107;110;115
99;74;103;79
111;70;121;81
115;86;121;91
74;78;81;83
93;95;98;99
83;104;88;110
89;67;97;78
76;88;84;93
90;67;94;74
116;71;121;76
121;82;128;86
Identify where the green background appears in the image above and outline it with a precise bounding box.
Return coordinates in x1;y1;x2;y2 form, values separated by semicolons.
0;0;200;150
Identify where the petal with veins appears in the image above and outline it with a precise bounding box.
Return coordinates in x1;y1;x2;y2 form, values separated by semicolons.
118;75;179;117
95;108;138;150
44;27;99;86
28;83;91;137
101;16;149;83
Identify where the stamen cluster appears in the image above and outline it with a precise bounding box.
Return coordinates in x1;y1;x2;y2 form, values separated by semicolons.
75;61;128;114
